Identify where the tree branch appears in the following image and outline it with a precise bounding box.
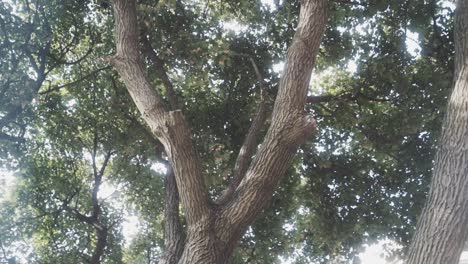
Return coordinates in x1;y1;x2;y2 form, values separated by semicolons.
307;91;391;104
0;130;25;143
159;166;185;264
217;0;328;249
63;203;95;226
307;94;343;104
89;225;108;264
141;31;179;110
39;66;111;95
108;0;210;225
330;0;367;7
216;55;268;205
62;151;110;264
91;150;112;219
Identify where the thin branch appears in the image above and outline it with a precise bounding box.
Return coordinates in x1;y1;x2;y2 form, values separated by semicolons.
91;129;99;180
357;92;391;102
244;245;256;264
307;91;391;104
0;242;9;262
216;54;268;205
23;46;40;74
39;66;111;95
98;150;113;179
62;45;94;66
307;94;343;104
61;156;109;264
0;131;25;143
141;30;179;110
91;145;112;220
63;204;95;226
331;0;368;7
62;196;108;264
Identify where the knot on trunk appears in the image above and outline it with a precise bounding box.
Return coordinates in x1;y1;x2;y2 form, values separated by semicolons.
282;113;317;147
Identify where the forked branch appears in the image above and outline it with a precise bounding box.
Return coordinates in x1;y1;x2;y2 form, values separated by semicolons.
108;0;210;225
217;0;327;248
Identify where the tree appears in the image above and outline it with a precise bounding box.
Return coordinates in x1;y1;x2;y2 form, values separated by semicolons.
0;0;460;263
106;0;326;262
407;0;468;263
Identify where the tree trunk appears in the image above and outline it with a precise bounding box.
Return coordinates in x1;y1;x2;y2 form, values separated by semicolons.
107;0;328;263
90;226;108;264
407;1;468;263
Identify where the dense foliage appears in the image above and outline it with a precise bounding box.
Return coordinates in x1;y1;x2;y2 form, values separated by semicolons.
0;0;455;263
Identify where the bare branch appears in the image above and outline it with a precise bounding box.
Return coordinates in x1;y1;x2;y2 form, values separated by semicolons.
62;191;108;264
331;0;367;7
307;92;391;104
307;94;341;104
216;55;268;205
63;203;95;225
91;130;99;180
91;148;112;219
98;151;113;179
141;31;179;110
39;67;111;95
23;46;40;74
0;131;25;143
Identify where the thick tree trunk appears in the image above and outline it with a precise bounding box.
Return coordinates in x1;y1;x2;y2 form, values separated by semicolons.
107;0;328;263
407;1;468;263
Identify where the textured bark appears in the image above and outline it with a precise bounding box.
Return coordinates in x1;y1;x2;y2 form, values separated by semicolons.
216;56;268;205
108;0;328;262
108;0;211;228
216;0;327;249
159;167;185;264
406;1;468;263
141;34;179;110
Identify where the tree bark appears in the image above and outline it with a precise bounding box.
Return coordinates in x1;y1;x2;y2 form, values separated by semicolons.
216;0;327;250
407;1;468;263
90;225;108;264
108;0;211;228
159;167;185;264
216;55;268;205
107;0;328;263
